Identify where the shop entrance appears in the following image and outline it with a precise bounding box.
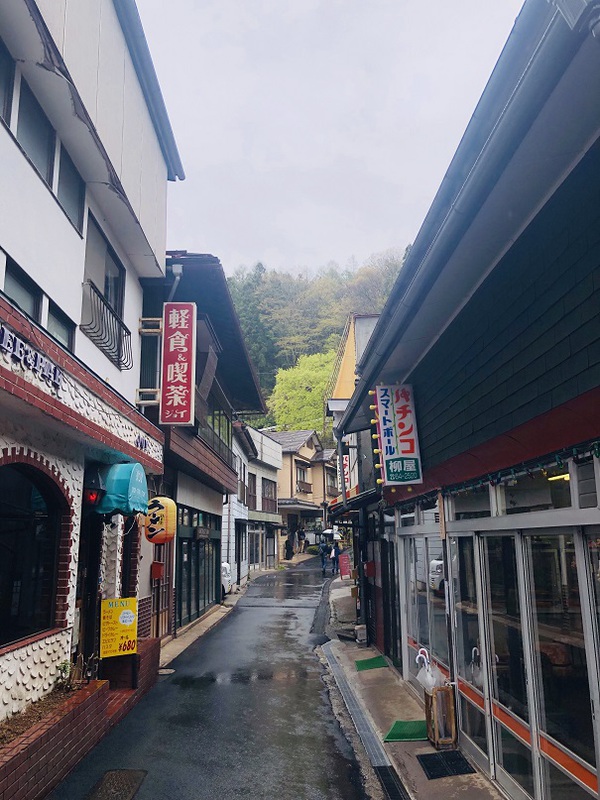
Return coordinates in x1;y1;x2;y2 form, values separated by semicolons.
451;529;600;800
74;513;103;675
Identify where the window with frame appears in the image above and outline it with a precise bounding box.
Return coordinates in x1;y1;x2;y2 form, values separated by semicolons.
84;217;124;314
296;465;307;483
17;80;55;185
47;301;74;351
0;466;61;646
326;468;337;494
3;259;41;320
57;146;85;231
262;478;277;513
195;392;234;467
81;217;132;369
0;37;14;124
248;473;257;510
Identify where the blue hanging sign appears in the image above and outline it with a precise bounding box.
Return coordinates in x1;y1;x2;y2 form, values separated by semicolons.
95;462;149;515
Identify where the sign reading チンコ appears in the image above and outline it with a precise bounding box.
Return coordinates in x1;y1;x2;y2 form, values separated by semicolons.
374;384;423;485
100;598;138;658
159;302;197;426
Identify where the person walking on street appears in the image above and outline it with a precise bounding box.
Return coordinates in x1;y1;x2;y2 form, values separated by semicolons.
330;542;341;575
318;538;329;576
298;529;306;553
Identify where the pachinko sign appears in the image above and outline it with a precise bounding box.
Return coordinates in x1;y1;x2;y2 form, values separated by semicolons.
159;302;196;426
374;384;423;485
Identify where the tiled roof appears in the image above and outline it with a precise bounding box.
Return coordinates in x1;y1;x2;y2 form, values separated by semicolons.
265;430;318;453
312;448;336;462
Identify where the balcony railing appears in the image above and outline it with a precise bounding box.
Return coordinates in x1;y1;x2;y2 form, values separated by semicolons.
296;480;312;494
327;485;339;497
195;420;235;469
80;280;132;370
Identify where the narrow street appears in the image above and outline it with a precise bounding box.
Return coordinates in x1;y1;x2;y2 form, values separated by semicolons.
47;559;369;800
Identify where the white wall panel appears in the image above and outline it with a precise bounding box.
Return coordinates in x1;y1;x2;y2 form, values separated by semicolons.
35;0;67;51
177;473;223;516
61;0;102;119
0;129;85;324
96;1;126;171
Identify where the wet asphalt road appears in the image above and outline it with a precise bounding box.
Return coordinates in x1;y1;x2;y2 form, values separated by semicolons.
48;559;368;800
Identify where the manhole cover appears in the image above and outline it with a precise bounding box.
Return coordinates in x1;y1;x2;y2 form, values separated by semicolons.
86;770;147;800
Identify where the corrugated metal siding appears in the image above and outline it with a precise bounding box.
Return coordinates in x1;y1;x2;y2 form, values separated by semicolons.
411;139;600;470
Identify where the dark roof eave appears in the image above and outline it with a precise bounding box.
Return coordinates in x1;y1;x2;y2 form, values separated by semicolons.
339;1;584;435
164;252;266;413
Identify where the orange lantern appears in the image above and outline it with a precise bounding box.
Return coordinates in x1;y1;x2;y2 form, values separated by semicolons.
144;496;177;543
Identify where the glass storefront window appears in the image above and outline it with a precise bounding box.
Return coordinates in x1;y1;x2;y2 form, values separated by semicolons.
406;536;448;669
484;537;529;721
427;537;448;665
544;760;595;800
451;537;481;685
494;722;535;798
406;538;429;650
460;695;488;755
502;467;571;514
454;487;491;520
530;534;594;766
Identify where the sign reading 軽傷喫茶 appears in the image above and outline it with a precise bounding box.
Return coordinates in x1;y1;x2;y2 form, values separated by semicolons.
374;384;423;486
159;302;196;426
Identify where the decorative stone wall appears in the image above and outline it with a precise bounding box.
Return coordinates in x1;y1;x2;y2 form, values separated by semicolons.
0;630;71;722
0;423;80;722
100;516;124;599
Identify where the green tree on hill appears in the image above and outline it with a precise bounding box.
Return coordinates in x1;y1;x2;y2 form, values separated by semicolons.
269;351;337;443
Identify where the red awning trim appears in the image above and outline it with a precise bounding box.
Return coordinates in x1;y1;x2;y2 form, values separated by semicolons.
384;385;600;505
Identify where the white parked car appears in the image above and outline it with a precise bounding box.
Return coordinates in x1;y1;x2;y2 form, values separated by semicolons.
221;562;232;601
429;559;445;596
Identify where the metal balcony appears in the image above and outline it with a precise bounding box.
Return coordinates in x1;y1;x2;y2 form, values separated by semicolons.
80;280;133;370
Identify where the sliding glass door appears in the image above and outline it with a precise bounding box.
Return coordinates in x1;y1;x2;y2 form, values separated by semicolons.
451;528;600;800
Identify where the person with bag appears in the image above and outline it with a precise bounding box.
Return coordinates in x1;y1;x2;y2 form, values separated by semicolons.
330;542;341;575
318;537;330;576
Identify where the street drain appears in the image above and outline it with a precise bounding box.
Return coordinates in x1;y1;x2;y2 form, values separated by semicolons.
158;668;175;675
85;770;146;800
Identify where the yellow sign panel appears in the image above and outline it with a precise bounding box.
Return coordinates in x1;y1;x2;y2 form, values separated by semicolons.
100;598;138;659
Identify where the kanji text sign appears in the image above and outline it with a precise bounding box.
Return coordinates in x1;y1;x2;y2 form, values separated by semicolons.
375;384;423;485
160;302;197;426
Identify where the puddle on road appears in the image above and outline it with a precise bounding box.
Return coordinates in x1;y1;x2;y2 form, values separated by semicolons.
172;666;311;689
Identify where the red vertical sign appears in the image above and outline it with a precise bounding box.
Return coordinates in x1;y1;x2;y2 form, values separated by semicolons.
159;302;196;426
339;553;351;579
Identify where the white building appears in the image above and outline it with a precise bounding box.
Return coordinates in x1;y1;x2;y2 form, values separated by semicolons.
222;422;283;588
0;0;182;720
246;425;283;571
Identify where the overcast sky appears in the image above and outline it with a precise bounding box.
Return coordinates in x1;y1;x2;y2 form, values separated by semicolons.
136;1;524;275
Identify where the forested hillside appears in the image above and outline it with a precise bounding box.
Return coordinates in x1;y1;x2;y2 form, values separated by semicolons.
226;247;409;437
228;248;410;421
